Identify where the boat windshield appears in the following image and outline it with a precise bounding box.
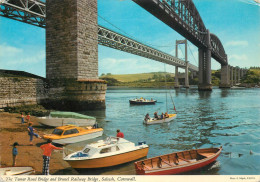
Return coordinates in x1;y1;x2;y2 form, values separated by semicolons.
52;129;63;135
83;148;90;153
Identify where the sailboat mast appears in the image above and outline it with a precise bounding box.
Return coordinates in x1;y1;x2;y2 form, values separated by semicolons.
164;64;168;113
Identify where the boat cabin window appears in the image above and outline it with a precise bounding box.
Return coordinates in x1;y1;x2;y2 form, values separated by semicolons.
100;147;111;154
83;148;90;153
63;129;79;135
52;129;63;135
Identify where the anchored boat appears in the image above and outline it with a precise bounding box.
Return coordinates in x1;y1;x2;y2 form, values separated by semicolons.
129;98;156;105
38;111;96;127
134;147;222;175
64;137;149;168
43;125;103;145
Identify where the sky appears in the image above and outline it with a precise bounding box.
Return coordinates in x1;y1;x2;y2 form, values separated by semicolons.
0;0;259;77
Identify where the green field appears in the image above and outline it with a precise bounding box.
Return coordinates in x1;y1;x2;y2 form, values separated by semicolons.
100;72;175;82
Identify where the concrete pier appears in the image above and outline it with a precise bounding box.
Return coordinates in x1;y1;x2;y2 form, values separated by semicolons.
198;30;212;91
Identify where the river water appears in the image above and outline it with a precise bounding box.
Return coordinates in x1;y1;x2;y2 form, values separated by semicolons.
66;87;260;175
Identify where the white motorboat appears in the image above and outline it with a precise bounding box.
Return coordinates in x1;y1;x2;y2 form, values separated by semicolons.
38;111;96;127
63;137;149;169
0;167;34;175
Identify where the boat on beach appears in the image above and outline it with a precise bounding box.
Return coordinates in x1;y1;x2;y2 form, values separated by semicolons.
129;98;157;105
0;167;35;175
37;111;96;127
43;125;103;145
134;147;222;175
63;137;149;169
144;113;177;125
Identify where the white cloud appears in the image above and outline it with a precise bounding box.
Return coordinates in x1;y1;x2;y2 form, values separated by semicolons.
99;57;167;75
226;41;248;47
0;43;45;65
0;44;23;57
229;54;248;61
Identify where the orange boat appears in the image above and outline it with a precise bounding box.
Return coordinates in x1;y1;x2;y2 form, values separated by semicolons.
135;147;222;175
43;125;103;145
63;137;149;168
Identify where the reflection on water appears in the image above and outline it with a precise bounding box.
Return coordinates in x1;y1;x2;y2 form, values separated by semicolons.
64;88;260;175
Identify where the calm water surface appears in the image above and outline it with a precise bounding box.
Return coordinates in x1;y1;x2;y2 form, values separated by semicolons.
66;87;260;175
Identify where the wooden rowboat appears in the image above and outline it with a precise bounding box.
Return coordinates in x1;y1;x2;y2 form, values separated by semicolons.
134;147;222;175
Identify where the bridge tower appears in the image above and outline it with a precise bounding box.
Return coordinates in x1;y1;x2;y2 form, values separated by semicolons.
175;39;189;88
198;30;212;91
45;0;106;111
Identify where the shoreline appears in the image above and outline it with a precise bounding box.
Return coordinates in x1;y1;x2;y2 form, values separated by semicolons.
0;112;78;175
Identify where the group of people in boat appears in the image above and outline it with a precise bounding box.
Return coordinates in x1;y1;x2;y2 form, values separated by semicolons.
144;112;169;121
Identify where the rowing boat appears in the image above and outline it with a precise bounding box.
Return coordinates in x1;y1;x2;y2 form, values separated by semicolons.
134;147;222;175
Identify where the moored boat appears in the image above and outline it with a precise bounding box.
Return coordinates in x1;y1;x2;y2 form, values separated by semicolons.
0;167;35;175
38;111;96;127
63;137;149;168
43;125;103;145
134;147;222;175
129;98;156;105
144;113;177;125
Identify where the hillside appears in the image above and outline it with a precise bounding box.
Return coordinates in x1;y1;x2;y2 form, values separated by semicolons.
100;72;175;82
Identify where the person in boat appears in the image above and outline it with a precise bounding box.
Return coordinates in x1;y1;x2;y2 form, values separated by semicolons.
116;129;124;138
28;122;41;145
151;98;153;101
164;112;169;118
40;139;63;175
12;142;19;166
154;112;159;119
92;122;99;129
144;113;150;121
161;113;165;119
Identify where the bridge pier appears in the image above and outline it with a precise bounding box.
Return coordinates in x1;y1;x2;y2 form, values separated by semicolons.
174;66;180;88
219;55;231;88
219;64;231;88
198;30;212;91
234;67;237;85
230;66;233;87
45;0;106;111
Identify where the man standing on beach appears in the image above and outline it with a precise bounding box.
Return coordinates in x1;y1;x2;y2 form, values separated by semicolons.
40;139;63;175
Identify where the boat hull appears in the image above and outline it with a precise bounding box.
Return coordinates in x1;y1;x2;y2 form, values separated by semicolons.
66;147;149;169
51;130;103;145
144;114;177;125
135;147;222;175
38;117;96;127
129;100;156;105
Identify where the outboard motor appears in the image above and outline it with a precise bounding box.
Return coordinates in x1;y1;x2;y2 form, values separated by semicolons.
138;141;146;145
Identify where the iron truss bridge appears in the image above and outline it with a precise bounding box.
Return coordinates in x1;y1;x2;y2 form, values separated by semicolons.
0;0;198;71
133;0;227;65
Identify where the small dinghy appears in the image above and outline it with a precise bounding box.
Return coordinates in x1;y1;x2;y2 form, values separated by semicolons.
134;147;222;175
144;113;177;125
43;125;103;145
0;167;34;175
